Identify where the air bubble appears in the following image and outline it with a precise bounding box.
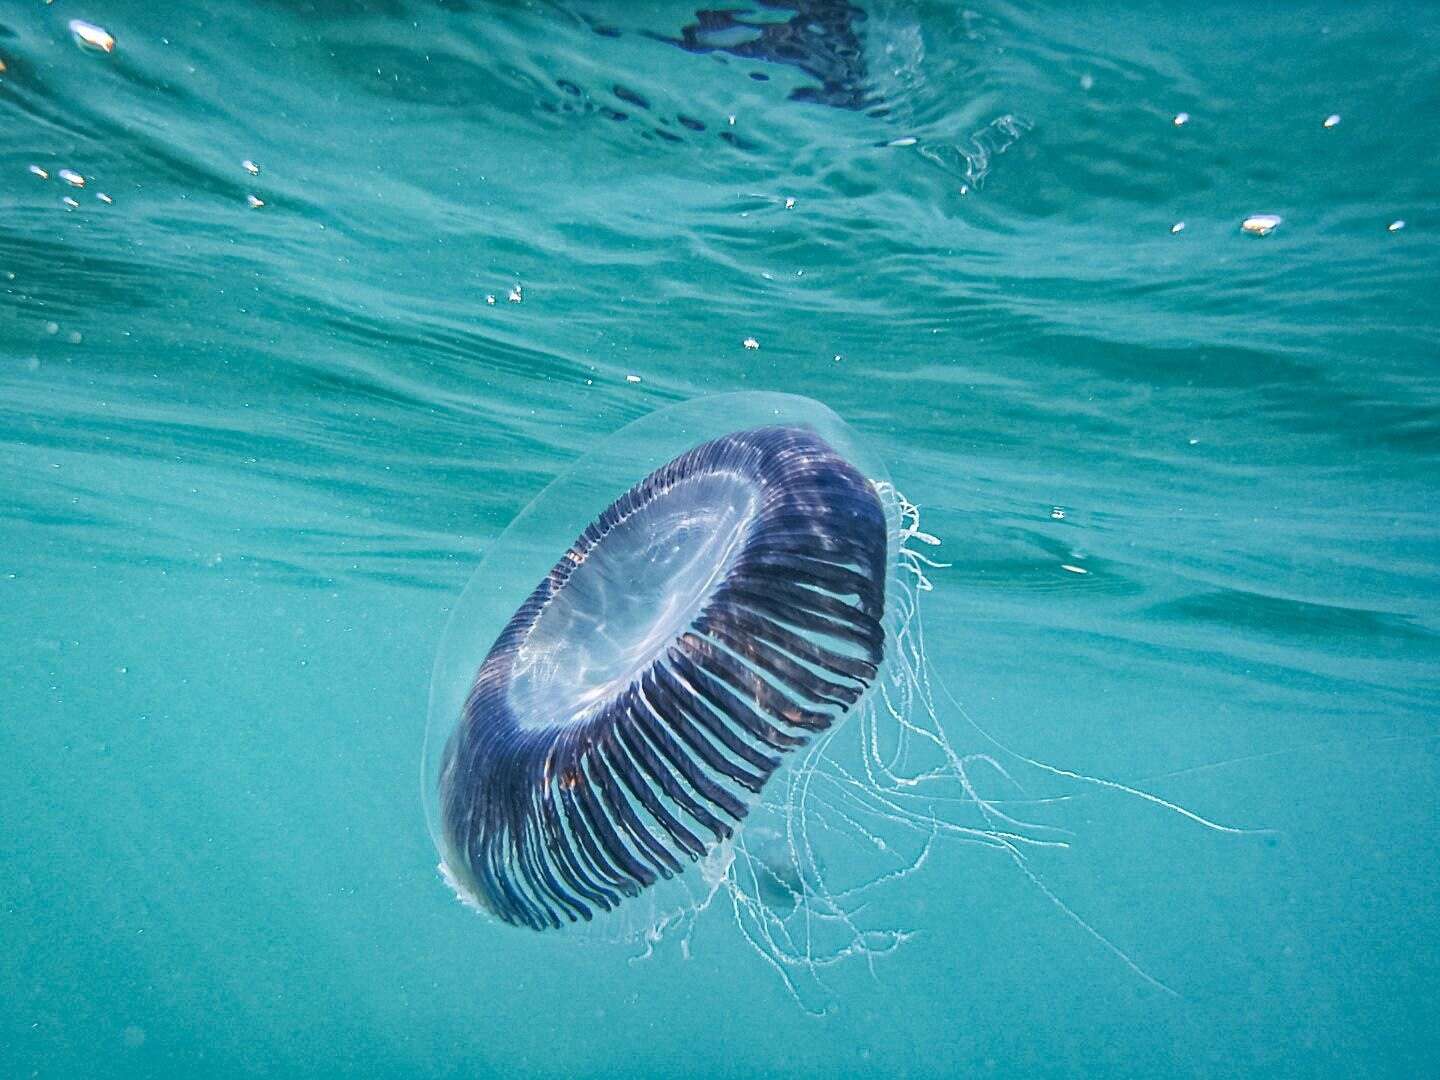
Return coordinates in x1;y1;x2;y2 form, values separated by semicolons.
70;20;116;54
1241;214;1282;236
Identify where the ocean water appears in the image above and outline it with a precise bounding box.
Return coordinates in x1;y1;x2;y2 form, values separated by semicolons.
3;1;1438;1077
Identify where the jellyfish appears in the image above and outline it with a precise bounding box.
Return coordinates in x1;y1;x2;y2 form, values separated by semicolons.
423;391;1247;1010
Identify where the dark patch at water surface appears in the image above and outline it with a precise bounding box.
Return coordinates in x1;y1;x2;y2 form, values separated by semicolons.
657;1;871;110
543;1;873;147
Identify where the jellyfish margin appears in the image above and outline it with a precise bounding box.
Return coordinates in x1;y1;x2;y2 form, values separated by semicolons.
422;391;1258;1014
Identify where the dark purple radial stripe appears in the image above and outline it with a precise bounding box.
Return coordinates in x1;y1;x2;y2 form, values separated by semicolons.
639;666;774;791
507;788;570;928
613;700;734;842
697;606;878;685
439;426;888;928
699;621;863;709
730;552;884;611
743;529;884;575
536;776;614;912
571;757;658;889
599;727;708;861
628;680;753;819
559;779;637;898
718;583;885;654
530;788;600;921
649;663;782;776
715;580;886;649
673;631;836;733
586;746;682;878
665;647;809;751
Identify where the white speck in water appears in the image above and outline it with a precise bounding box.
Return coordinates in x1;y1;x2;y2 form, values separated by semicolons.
1050;507;1066;520
242;159;261;175
69;20;116;54
743;337;759;350
58;169;85;188
62;196;79;209
1173;111;1190;126
45;321;59;335
625;374;642;384
1189;437;1200;445
28;165;49;180
1323;114;1341;128
507;284;522;303
1241;214;1282;236
246;194;265;208
1171;221;1185;234
728;115;736;126
833;354;842;362
1061;564;1089;575
784;196;795;210
887;136;918;147
96;192;113;204
1079;73;1094;91
1387;219;1405;233
485;294;496;305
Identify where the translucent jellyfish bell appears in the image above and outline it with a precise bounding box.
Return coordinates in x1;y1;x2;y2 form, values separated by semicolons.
423;391;1245;1010
429;403;892;867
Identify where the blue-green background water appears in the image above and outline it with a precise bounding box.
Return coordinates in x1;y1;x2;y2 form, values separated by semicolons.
3;1;1438;1076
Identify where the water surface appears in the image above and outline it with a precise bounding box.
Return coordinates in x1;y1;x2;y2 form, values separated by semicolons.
2;2;1437;1077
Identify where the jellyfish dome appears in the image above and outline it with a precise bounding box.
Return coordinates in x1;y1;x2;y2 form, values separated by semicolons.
427;393;899;901
434;419;890;928
424;392;1229;1005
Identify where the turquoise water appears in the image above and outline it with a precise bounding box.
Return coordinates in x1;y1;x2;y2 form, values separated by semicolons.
3;1;1438;1076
